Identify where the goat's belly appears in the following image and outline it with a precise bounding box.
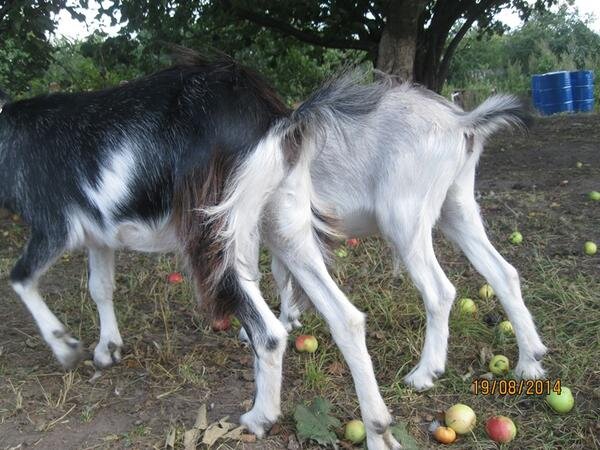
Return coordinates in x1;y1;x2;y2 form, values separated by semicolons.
115;220;178;253
336;210;379;237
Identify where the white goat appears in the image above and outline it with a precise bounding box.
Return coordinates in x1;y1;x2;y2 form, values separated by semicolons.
250;83;548;391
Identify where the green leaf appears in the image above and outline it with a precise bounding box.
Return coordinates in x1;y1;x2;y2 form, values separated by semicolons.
390;423;420;450
294;397;341;447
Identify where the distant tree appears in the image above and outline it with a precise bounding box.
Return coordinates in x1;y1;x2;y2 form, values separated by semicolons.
100;0;562;92
0;1;85;93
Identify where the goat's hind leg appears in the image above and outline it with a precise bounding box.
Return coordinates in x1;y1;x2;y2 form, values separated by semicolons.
238;255;303;343
11;233;85;369
88;246;123;368
440;185;547;378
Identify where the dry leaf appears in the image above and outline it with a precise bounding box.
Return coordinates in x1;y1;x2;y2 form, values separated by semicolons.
240;433;257;443
201;420;234;447
223;425;245;440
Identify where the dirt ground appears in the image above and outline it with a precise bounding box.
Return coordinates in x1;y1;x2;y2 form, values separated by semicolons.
0;113;599;450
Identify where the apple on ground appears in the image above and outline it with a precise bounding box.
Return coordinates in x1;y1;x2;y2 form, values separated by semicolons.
479;284;495;300
583;241;597;256
489;355;510;375
433;426;456;444
167;272;184;284
588;191;600;201
498;320;514;336
346;238;360;248
445;404;476;435
485;416;517;443
344;419;366;444
295;334;318;353
211;316;231;332
546;386;575;413
508;231;523;245
575;161;583;168
458;298;477;315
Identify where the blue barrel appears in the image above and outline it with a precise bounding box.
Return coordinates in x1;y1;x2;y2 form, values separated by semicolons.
570;70;594;112
531;71;574;115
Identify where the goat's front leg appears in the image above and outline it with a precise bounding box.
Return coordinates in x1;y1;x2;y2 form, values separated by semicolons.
88;246;123;368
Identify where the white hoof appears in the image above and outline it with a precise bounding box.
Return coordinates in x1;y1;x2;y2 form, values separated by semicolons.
240;408;278;438
515;359;546;379
93;339;123;368
367;429;403;450
403;364;441;391
239;327;250;343
50;330;85;370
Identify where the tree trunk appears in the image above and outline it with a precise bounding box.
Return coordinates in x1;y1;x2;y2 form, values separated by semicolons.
376;0;427;82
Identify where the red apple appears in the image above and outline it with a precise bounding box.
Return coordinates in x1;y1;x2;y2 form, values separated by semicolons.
167;272;184;284
485;416;517;443
212;316;231;332
295;335;318;353
346;238;360;248
433;426;456;444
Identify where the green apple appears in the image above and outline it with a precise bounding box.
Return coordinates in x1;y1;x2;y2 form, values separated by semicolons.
583;241;597;256
344;419;366;443
335;248;348;258
479;284;495;300
445;403;476;434
546;386;575;414
575;161;583;168
508;231;523;245
458;298;477;315
588;191;600;201
498;320;514;336
489;355;510;375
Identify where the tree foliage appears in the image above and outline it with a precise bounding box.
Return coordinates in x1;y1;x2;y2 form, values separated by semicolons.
0;0;86;93
98;0;561;91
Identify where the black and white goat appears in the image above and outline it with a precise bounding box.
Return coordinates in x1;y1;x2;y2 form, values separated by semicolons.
247;83;548;391
0;53;401;449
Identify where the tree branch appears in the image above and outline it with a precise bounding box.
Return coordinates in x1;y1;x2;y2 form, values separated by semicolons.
230;6;375;53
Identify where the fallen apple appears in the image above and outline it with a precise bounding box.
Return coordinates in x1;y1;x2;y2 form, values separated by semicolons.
498;320;514;336
508;231;523;245
167;272;184;284
346;238;360;248
546;386;574;414
575;161;583;168
433;426;456;444
485;415;517;443
479;284;495;300
445;403;476;435
458;298;477;315
583;241;597;256
588;191;600;201
344;419;366;444
211;316;231;332
295;335;318;353
489;355;510;375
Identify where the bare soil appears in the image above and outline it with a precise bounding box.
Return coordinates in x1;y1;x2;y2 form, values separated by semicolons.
1;113;599;450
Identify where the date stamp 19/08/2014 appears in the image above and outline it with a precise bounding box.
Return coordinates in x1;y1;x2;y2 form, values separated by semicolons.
471;379;562;396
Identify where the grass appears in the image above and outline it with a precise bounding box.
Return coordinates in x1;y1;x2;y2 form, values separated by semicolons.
0;116;599;449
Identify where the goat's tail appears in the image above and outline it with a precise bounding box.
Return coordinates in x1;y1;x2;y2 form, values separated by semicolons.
187;69;390;318
459;94;532;140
